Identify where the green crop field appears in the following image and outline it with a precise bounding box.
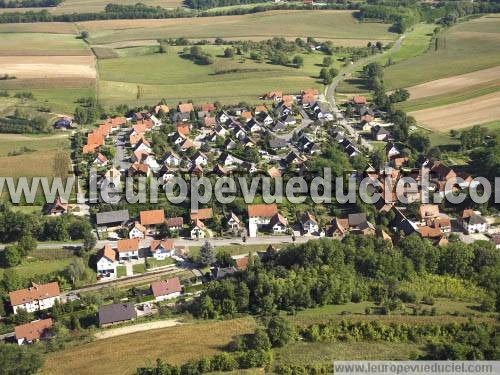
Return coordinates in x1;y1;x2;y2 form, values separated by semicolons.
79;10;396;45
97;44;336;106
384;16;500;89
0;33;89;54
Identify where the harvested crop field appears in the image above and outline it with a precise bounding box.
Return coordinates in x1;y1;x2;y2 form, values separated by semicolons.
410;91;500;131
78;10;395;45
42;317;257;375
0;56;96;79
407;66;500;100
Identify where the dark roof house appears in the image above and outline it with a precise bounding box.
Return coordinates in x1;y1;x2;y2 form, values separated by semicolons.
98;303;136;326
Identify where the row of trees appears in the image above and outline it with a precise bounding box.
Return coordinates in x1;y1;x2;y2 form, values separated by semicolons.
0;0;61;7
0;2;357;23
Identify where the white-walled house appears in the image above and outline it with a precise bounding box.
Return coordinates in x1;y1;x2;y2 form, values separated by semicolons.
301;212;319;235
247;204;278;237
151;277;182;302
129;222;146;239
9;282;61;315
15;319;53;345
150;239;175;260
270;213;288;234
96;245;117;278
461;210;488;234
190;220;206;239
116;238;140;260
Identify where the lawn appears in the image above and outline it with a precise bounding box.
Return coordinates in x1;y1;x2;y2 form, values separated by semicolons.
98;44;329;106
0;257;72;279
116;265;127;278
384;16;500;89
80;10;396;45
133;263;147;274
42;317;257;375
147;257;175;269
189;243;271;258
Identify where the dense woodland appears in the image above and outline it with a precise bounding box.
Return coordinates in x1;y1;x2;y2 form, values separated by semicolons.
191;236;500;319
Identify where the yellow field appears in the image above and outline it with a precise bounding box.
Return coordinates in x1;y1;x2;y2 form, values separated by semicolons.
42;318;257;375
410;91;500;131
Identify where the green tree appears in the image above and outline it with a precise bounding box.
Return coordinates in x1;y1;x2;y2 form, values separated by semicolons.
292;55;304;68
199;241;216;266
0;245;21;267
2;268;24;292
223;47;234;58
0;343;44;375
408;132;431;153
323;56;332;66
266;316;294;348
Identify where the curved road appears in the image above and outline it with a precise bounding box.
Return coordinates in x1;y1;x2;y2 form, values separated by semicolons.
325;34;406;109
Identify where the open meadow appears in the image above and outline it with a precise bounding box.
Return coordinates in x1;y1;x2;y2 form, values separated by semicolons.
98;44;336;106
79;10;395;45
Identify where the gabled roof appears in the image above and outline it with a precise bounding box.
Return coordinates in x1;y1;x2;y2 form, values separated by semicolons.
9;282;60;306
116;238;140;252
235;257;249;271
99;245;116;262
150;239;175;252
140;209;165;225
267;166;281;178
166;217;184;228
15;319;52;342
98;303;136;325
190;208;213;221
151;277;182;297
178;103;194;113
247;203;278;218
270;213;287;227
301;211;317;224
96;210;130;225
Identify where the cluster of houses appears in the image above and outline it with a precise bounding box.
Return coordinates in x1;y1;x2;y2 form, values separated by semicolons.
7;275;184;344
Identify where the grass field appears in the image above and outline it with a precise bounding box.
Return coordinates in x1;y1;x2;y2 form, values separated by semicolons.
384;16;500;90
79;10;395;45
97;44;332;106
42;317;257;375
0;133;70;178
0;257;72;278
274;341;422;366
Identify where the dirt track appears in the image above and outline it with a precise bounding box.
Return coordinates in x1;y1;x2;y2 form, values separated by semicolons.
95;319;183;340
407;66;500;100
410;91;500;130
0;55;96;79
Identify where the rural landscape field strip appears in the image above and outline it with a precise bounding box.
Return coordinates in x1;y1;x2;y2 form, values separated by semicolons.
409;91;500;131
78;10;395;44
384;16;500;90
406;66;500;100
